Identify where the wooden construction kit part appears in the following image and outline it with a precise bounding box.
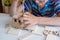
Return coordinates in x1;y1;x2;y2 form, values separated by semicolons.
5;23;10;28
12;12;27;29
13;15;22;29
18;33;45;40
46;34;60;40
43;30;60;37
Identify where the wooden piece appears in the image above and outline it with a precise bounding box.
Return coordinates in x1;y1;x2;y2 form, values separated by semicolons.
19;34;45;40
8;28;21;35
25;25;44;35
5;23;10;28
12;13;26;29
46;34;60;40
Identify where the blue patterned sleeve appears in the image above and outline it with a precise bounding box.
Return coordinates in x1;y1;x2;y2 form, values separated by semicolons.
24;0;33;11
54;1;60;14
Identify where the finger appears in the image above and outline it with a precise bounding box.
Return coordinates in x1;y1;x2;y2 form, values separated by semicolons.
27;24;36;27
24;12;30;15
18;16;23;20
23;23;30;28
20;21;30;28
23;17;29;20
23;14;29;17
24;21;30;24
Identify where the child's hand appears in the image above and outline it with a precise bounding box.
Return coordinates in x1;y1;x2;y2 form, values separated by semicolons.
23;12;39;27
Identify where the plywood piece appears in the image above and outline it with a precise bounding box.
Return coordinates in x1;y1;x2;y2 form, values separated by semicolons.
45;26;60;31
8;28;21;35
13;19;21;28
18;30;31;38
20;34;45;40
32;27;44;35
8;27;31;39
25;25;44;31
5;23;10;28
46;34;60;40
25;25;44;35
25;25;37;31
12;14;24;29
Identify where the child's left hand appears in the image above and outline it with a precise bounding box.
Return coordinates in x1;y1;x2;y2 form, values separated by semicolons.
23;12;39;27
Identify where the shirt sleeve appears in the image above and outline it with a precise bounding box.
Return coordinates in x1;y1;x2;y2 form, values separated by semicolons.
54;1;60;14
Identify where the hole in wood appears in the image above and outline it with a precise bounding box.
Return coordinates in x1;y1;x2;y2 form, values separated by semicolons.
14;19;17;22
18;20;21;24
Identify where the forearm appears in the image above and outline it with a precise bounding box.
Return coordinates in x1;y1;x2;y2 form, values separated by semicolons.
37;17;60;26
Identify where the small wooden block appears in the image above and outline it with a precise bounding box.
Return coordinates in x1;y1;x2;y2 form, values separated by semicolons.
5;23;10;28
45;26;60;31
46;34;60;40
25;25;44;35
43;30;49;36
8;28;21;35
19;34;45;40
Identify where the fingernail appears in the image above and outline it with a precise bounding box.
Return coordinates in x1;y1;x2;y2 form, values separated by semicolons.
23;15;27;16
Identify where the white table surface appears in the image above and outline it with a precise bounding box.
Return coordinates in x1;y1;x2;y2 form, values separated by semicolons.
0;13;60;40
0;13;46;40
0;13;18;40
